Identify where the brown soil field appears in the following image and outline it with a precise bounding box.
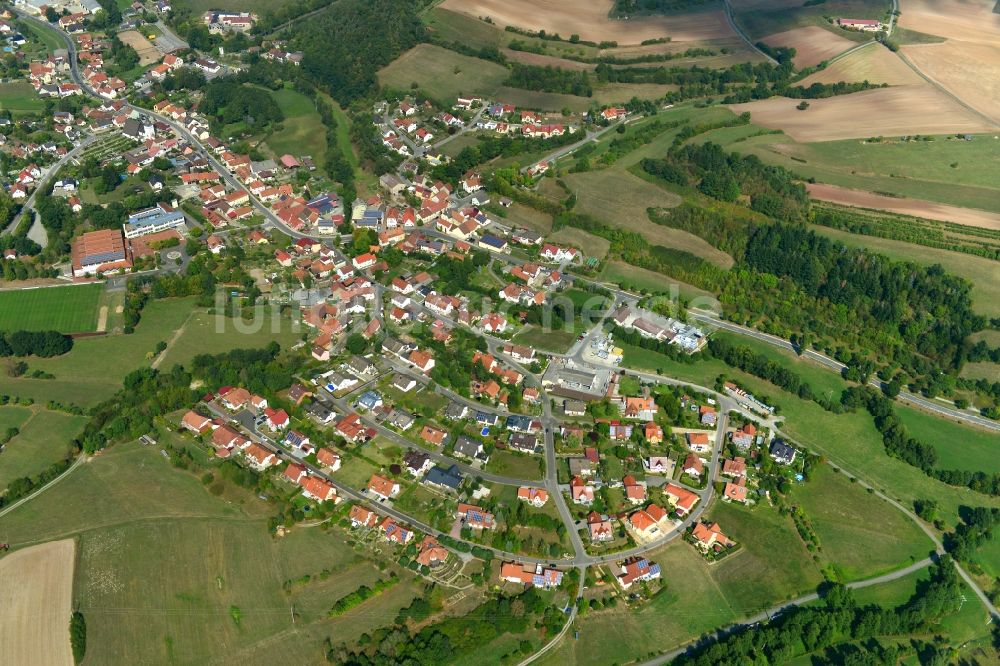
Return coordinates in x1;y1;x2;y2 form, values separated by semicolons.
728;85;999;141
0;539;75;666
806;182;1000;230
439;0;735;44
898;0;1000;45
118;30;160;66
902;41;1000;124
761;26;856;69
799;43;922;85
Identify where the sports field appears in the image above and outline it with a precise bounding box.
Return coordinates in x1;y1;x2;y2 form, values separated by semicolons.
0;540;75;666
0;284;103;333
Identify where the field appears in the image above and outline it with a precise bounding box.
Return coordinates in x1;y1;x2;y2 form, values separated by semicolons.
439;0;735;45
117;30;160;66
895;404;1000;475
546;227;609;259
807;183;1000;231
0;408;87;492
790;465;934;579
798;43;922;86
561;170;735;268
0;540;74;666
897;0;1000;45
0;284;102;333
728;85;999;141
262;88;327;167
599;261;716;301
761;26;855;69
0;443;427;665
0;81;45;115
378;44;508;102
731;0;891;42
812;225;1000;317
903;41;1000;123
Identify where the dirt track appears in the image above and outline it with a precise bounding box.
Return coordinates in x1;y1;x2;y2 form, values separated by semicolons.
806;182;1000;231
0;539;75;666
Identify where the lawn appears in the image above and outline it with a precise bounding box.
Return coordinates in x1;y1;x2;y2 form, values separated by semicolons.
486;449;543;480
790;465;934;580
0;284;103;333
812;226;1000;318
0;81;45;115
513;325;578;354
378;44;509;103
262;87;327;168
0;442;426;665
0;407;87;492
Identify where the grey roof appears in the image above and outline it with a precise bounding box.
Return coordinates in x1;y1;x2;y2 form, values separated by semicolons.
425;464;463;489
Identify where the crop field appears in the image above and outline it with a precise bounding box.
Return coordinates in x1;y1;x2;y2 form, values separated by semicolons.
798;43;923;86
897;0;1000;45
791;465;933;579
378;44;508;102
263;88;327;167
0;540;75;666
812;225;1000;317
0;284;102;333
561;170;735;268
903;41;1000;123
0;81;45;115
761;26;856;69
0;443;425;665
728;85;999;141
0;408;87;492
439;0;735;45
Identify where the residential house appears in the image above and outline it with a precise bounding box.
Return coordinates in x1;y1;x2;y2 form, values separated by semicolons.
570;476;594;505
500;561;563;589
367;473;400;500
616;557;661;589
457;503;495;530
691;522;735;553
517;487;549;507
587;512;614;543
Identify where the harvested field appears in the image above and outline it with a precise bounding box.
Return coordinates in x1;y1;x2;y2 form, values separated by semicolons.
118;30;160;66
799;43;922;85
898;0;1000;45
806;183;1000;231
728;85;999;141
903;42;1000;123
439;0;735;44
761;26;856;69
0;539;75;666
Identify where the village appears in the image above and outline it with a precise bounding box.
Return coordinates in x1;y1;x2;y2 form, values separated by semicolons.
0;0;818;609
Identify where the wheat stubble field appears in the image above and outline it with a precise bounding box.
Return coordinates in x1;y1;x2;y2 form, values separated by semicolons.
0;539;75;666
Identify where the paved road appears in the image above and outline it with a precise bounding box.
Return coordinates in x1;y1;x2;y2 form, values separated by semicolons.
432;106;486;151
518;119;627;174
